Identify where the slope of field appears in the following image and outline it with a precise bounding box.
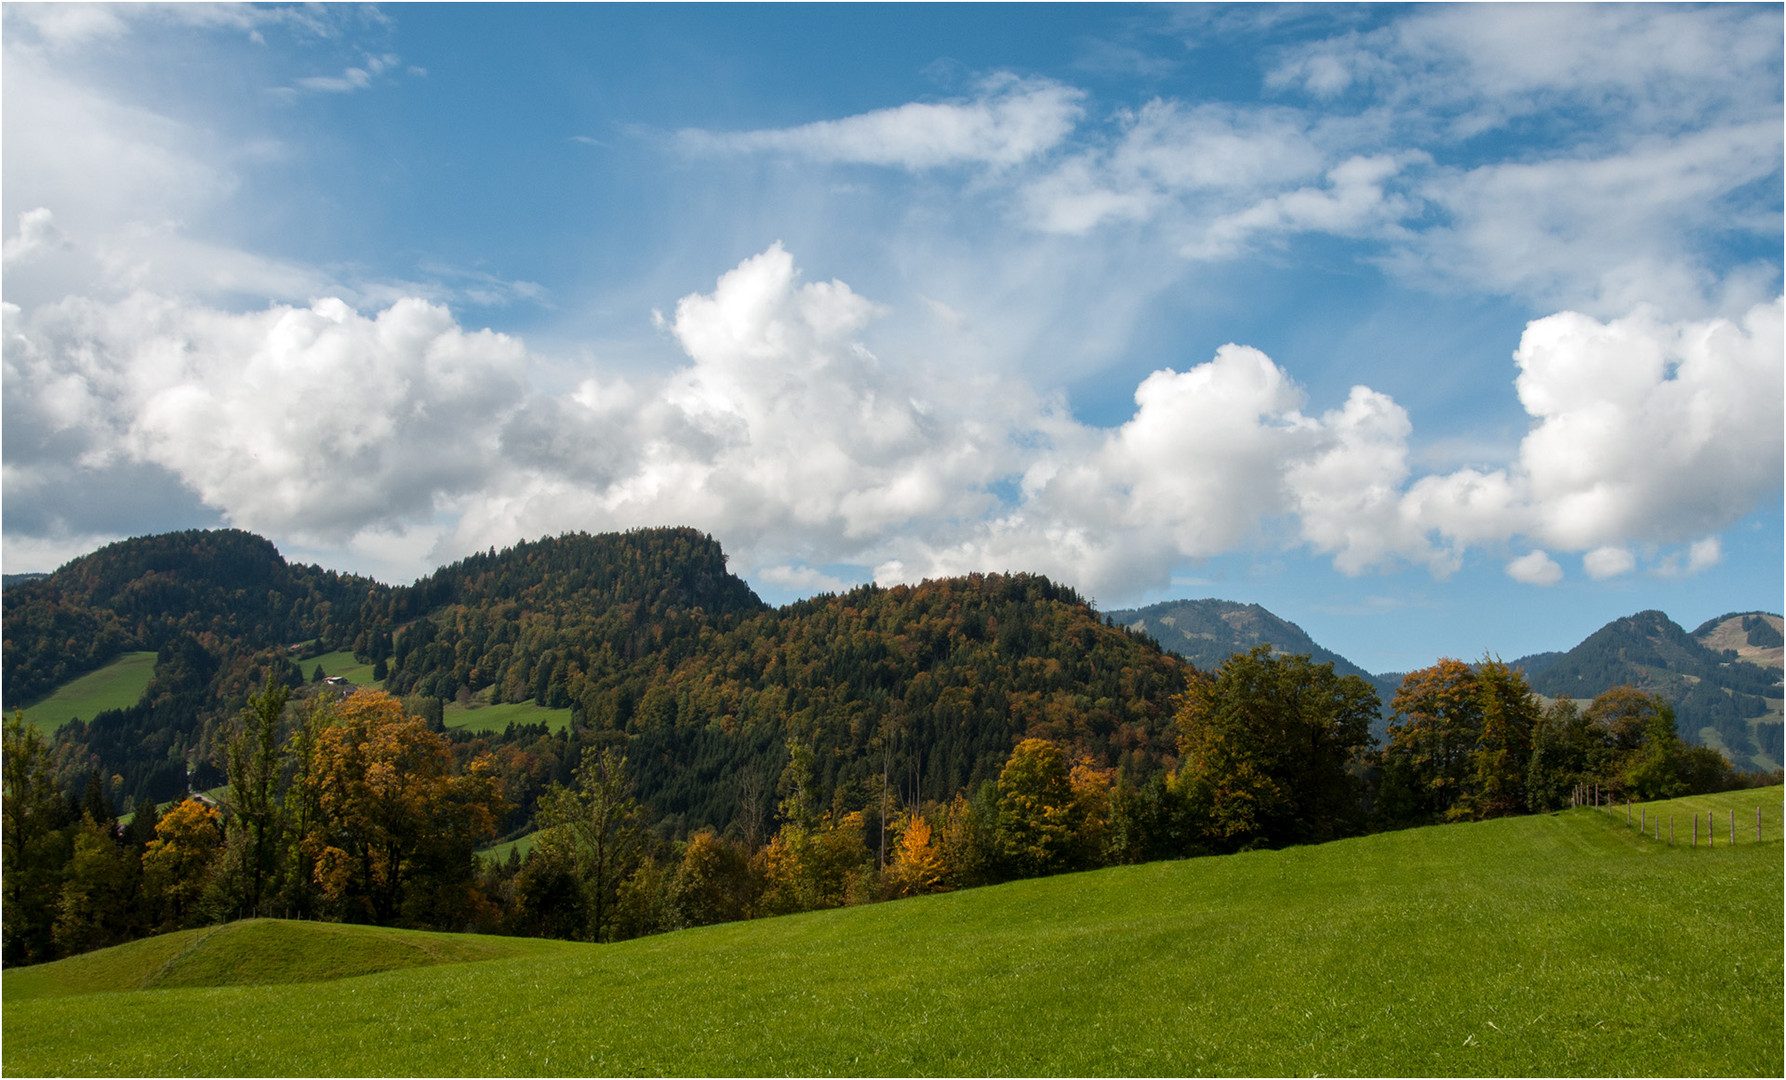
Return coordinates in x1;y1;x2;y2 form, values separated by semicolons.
6;790;1779;1077
303;650;380;686
12;651;158;732
3;919;576;1001
444;698;574;734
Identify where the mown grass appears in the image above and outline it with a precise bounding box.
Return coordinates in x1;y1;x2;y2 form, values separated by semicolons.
442;699;573;734
13;651;158;732
3;920;572;1001
303;650;379;686
4;792;1780;1077
1602;786;1782;847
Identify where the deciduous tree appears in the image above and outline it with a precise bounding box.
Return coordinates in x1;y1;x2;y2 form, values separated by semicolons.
534;746;642;942
142;797;223;929
1175;646;1376;850
224;675;288;917
299;690;504;925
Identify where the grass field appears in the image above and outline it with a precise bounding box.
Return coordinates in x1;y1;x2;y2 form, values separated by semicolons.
2;919;573;1002
12;652;159;732
4;786;1779;1076
478;830;540;863
443;699;573;733
302;650;380;686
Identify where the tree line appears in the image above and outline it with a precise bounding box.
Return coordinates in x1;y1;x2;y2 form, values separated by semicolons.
6;644;1761;965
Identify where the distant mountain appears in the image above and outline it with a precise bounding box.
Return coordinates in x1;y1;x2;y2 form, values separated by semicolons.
1515;609;1783;772
1692;611;1785;669
1;572;50;590
1105;599;1401;720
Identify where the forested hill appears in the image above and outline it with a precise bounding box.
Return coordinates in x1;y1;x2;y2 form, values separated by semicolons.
1;529;383;706
3;528;1192;822
2;527;769;809
377;529;766;707
1106;599;1399;707
1514;609;1784;772
620;574;1189;832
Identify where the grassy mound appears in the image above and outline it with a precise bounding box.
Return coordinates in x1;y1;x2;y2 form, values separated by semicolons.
2;919;577;1001
4;790;1779;1076
14;651;158;732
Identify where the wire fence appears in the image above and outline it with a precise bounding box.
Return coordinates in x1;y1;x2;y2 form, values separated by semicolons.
1572;782;1773;847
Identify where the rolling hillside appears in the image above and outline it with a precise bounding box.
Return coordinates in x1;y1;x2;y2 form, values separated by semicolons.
5;788;1779;1077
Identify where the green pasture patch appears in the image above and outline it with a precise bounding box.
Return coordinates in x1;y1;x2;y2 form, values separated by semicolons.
479;830;540;863
304;650;379;686
1594;785;1784;847
5;794;1780;1077
443;699;572;734
2;919;577;1002
13;651;158;732
1;929;195;1000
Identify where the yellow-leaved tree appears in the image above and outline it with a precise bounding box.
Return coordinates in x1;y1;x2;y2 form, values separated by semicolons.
298;691;504;925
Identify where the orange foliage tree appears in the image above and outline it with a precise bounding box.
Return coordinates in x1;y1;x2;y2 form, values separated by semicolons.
298;690;504;925
886;812;947;897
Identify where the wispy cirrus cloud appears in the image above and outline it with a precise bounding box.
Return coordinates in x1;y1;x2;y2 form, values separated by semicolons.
291;51;405;94
678;74;1084;170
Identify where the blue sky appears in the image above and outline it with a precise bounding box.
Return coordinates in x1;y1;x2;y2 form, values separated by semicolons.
3;3;1781;673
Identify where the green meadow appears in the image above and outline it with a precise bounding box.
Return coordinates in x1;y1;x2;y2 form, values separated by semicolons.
5;788;1779;1077
442;698;573;734
477;829;540;863
12;651;159;732
303;650;380;686
301;652;572;732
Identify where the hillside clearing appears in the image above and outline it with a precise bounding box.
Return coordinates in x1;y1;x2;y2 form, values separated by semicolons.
12;652;158;732
443;698;573;734
5;789;1779;1076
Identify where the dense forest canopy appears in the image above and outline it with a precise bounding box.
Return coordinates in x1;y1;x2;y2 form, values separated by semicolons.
2;526;1778;967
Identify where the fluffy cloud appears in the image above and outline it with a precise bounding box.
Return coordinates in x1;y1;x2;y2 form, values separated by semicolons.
1504;550;1562;587
3;293;527;545
5;246;1778;598
1581;546;1636;581
444;244;1025;571
1513;300;1784;550
680;75;1083;170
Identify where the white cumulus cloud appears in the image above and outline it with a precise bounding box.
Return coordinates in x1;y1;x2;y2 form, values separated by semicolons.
5;245;1779;598
1505;550;1563;587
1582;546;1636;580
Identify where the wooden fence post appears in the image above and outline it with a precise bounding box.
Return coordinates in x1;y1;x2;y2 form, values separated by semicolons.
1669;816;1673;845
1693;814;1697;846
1730;809;1735;846
1708;810;1713;848
1759;805;1763;843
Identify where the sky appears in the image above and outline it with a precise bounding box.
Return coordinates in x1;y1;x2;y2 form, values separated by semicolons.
3;2;1782;674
